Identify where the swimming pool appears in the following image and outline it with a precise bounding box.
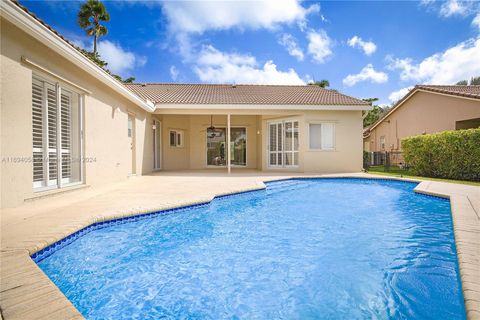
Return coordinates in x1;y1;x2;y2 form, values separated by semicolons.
36;178;465;319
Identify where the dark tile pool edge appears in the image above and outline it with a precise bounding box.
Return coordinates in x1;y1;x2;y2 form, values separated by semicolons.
30;176;448;263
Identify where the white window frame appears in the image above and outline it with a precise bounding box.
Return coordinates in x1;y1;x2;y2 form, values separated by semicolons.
308;121;336;151
267;119;299;168
169;129;184;148
32;74;84;192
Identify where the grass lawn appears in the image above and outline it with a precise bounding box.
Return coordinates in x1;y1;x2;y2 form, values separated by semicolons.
366;165;480;186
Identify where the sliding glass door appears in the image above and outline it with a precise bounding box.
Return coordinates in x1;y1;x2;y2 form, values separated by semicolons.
268;120;299;168
207;127;246;166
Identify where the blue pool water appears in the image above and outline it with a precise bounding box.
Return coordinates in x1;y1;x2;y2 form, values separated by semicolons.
37;179;465;319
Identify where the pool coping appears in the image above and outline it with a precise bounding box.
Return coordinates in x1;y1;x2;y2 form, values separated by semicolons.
1;173;478;319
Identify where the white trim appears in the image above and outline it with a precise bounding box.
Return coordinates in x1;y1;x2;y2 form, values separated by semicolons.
168;129;184;148
227;114;231;174
155;103;372;111
1;1;153;112
153;120;162;170
22;57;92;94
267;119;299;169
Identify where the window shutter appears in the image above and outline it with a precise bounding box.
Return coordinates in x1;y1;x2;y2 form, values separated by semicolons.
32;79;44;185
61;91;72;180
321;123;334;150
309;124;322;149
46;84;58;184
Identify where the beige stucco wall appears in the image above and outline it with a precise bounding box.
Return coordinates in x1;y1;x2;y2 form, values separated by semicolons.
158;115;258;170
364;91;480;152
1;20;155;208
1;19;366;207
259;111;363;173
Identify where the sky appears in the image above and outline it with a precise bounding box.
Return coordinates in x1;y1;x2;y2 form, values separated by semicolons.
20;0;480;106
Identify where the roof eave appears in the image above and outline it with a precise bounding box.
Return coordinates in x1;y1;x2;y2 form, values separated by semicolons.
1;1;154;112
154;103;372;111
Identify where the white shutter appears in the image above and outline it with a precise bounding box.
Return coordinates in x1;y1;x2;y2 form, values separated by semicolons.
32;79;44;186
61;90;72;181
46;84;58;186
309;124;322;149
321;123;335;150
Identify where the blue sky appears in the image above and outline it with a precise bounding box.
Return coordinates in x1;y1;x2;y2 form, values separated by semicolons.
21;0;480;105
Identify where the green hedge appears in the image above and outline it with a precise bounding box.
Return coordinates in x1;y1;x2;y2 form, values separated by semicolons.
402;129;480;181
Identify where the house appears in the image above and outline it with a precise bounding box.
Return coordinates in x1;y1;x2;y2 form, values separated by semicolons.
364;85;480;152
0;0;371;208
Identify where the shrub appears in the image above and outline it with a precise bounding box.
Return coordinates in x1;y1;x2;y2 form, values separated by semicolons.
402;129;480;181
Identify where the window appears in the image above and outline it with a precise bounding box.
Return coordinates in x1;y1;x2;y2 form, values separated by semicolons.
380;136;385;150
169;130;184;147
32;76;82;190
309;123;335;150
268;120;299;167
127;117;133;138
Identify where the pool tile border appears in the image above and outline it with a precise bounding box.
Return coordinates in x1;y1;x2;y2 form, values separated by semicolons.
32;177;450;263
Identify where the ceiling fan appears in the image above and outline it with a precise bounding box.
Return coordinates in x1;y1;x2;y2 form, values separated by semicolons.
207;115;217;138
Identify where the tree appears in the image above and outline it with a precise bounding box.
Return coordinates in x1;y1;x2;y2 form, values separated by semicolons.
78;0;110;55
308;80;330;88
470;76;480;85
123;77;136;83
455;76;480;85
361;98;393;128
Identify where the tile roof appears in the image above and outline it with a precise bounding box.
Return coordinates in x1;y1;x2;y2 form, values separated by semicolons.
124;83;370;106
11;0;368;107
416;85;480;99
363;84;480;136
12;0;85;56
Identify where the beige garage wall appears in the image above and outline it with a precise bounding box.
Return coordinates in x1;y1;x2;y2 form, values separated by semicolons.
1;20;154;208
365;91;480;152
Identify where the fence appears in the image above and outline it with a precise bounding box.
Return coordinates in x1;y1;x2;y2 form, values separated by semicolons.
363;151;408;173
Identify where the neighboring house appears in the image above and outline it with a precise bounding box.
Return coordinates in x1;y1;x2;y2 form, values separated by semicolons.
0;0;370;208
363;85;480;152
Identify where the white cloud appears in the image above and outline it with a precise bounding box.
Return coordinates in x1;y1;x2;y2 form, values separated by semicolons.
193;45;305;85
473;13;480;30
388;87;413;103
386;38;480;84
439;0;468;17
97;40;146;74
307;29;332;63
342;64;388;87
278;33;304;61
169;65;179;81
162;0;319;34
347;36;377;56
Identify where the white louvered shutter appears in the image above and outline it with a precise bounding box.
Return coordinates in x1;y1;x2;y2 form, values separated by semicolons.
61;91;72;182
46;83;58;186
32;79;45;187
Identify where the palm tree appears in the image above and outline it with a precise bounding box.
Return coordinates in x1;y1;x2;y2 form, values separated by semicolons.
78;0;110;55
308;80;330;88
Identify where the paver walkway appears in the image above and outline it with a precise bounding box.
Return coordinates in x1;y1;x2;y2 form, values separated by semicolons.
1;171;479;319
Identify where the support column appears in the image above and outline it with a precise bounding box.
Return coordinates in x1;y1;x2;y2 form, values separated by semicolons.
227;113;231;174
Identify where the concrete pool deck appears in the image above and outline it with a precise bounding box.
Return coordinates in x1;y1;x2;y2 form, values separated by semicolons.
1;171;479;319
